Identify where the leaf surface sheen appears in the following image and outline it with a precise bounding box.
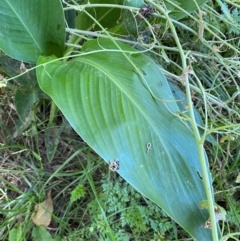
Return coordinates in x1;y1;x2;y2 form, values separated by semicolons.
37;39;212;240
0;0;65;63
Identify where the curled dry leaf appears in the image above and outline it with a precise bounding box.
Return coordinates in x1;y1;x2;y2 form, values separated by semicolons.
199;200;226;229
235;173;240;183
32;191;53;227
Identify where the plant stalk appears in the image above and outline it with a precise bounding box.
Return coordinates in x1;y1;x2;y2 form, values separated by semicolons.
147;1;219;240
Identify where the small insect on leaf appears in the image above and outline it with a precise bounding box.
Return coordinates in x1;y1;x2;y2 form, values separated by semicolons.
109;159;120;172
32;190;53;227
146;142;151;153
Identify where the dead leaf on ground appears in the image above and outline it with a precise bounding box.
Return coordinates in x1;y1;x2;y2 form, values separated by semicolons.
235;173;240;183
32;190;53;227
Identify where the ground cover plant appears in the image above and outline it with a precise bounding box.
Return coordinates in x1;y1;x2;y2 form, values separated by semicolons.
0;0;239;240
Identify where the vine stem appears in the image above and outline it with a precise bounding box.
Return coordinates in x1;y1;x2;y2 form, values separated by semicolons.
146;0;219;240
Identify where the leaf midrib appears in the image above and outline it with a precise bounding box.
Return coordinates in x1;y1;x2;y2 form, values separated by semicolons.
73;56;173;152
5;0;42;51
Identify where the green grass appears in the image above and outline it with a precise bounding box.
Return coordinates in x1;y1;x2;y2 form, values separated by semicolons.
1;0;240;240
0;121;184;240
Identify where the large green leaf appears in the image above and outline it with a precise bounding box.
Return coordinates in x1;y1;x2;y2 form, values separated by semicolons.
37;39;214;240
167;0;208;20
121;0;145;36
32;227;53;241
9;223;22;241
0;56;46;122
0;0;65;63
76;0;124;31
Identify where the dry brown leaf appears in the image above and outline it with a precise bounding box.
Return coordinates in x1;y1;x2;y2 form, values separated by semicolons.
235;173;240;183
199;200;226;229
32;190;53;227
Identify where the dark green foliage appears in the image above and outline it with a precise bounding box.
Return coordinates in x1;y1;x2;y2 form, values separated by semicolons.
64;173;175;241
